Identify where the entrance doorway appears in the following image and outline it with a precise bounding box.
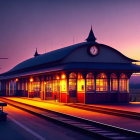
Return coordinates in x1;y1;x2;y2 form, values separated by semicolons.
69;73;77;97
53;75;60;101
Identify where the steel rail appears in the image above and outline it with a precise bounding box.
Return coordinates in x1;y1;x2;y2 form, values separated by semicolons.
1;97;140;140
66;103;140;120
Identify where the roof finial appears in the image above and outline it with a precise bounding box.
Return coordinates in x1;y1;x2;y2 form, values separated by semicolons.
86;26;96;42
34;48;39;57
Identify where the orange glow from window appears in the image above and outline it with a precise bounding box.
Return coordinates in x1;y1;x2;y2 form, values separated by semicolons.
86;73;94;92
119;73;128;93
77;73;85;92
30;78;33;82
77;79;85;92
78;73;83;79
100;80;103;86
69;72;77;79
44;82;46;85
96;79;108;92
60;79;67;92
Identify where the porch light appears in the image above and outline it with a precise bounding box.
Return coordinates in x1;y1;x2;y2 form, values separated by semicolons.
15;78;19;82
61;74;66;79
30;78;33;82
56;76;60;80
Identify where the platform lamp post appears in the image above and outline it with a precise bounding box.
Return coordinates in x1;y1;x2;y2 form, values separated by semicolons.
15;78;19;96
29;77;34;98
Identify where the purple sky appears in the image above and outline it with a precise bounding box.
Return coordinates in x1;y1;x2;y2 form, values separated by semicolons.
0;0;140;73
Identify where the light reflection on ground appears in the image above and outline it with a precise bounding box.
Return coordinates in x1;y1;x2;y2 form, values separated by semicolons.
3;97;140;133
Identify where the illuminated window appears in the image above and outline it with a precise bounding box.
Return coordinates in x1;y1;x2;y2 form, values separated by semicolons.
69;72;77;92
86;73;95;92
77;73;85;93
110;73;118;92
69;72;77;79
33;82;40;92
96;73;108;92
119;73;128;93
60;74;67;93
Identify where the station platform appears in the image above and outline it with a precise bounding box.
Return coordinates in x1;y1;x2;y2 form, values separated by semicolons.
7;97;140;113
2;97;140;132
91;102;140;113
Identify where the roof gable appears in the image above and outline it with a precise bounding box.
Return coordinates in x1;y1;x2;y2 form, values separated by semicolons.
62;43;137;64
1;42;138;76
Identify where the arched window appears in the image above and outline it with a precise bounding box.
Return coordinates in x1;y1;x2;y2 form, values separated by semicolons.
119;73;128;93
110;73;118;92
96;73;108;92
69;72;77;79
77;73;85;93
69;73;77;97
86;73;95;92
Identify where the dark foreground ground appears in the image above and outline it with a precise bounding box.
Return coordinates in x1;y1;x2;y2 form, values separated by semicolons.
0;105;95;140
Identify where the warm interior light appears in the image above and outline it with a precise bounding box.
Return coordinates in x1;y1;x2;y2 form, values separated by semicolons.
56;76;60;80
44;82;46;85
96;79;107;91
30;78;33;82
60;79;67;92
77;79;85;92
61;74;66;79
100;80;103;86
15;78;19;82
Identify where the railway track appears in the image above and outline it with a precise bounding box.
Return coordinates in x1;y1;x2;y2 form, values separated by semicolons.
1;97;140;140
66;103;140;120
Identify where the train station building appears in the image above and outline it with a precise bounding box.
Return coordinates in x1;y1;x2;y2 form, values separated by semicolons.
0;28;140;104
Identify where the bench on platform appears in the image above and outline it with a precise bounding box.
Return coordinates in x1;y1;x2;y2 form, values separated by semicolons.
0;102;8;121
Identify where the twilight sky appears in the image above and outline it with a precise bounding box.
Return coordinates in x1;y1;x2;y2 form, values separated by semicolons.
0;0;140;73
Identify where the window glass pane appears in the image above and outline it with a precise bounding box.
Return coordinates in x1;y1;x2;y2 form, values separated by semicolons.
86;73;94;92
96;76;108;92
33;82;40;92
53;79;60;92
97;73;107;79
69;73;77;79
69;79;76;91
110;73;118;92
119;73;128;92
86;79;94;92
60;79;67;92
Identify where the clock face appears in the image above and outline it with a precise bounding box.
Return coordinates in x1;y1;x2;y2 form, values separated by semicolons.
89;46;98;55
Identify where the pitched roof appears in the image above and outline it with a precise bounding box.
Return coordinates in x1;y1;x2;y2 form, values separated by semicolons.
6;42;88;73
0;63;140;80
0;28;139;78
